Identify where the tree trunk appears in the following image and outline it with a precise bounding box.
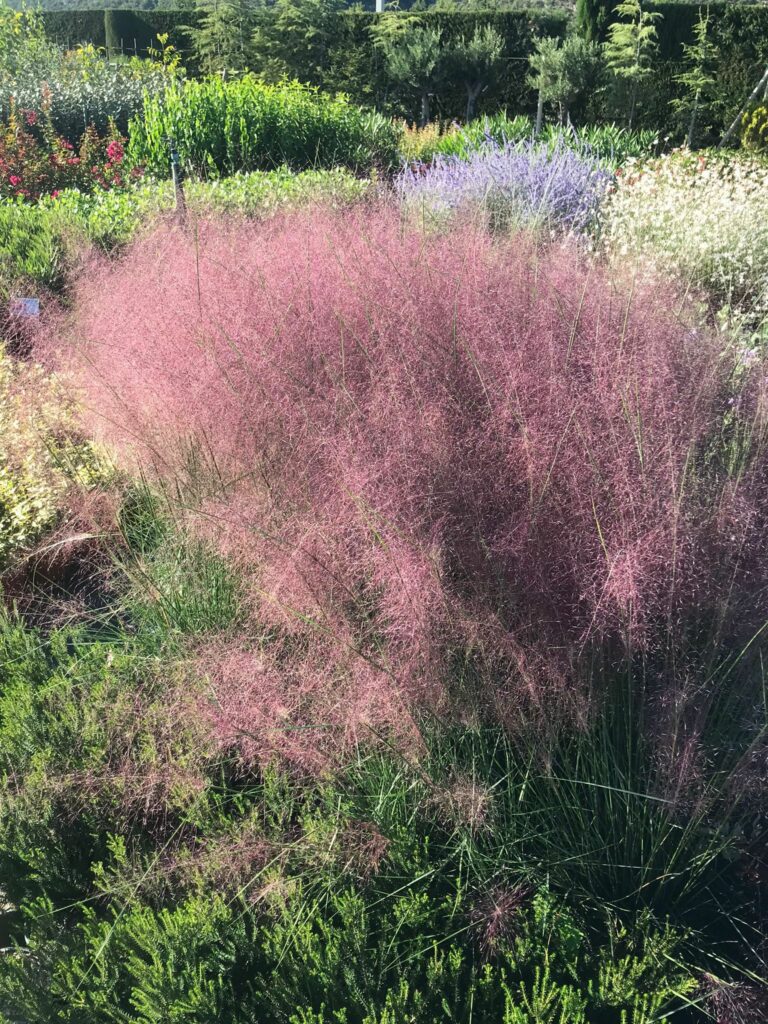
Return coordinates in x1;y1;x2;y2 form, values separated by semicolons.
535;88;544;137
465;83;482;123
420;91;430;128
687;91;700;149
628;80;637;131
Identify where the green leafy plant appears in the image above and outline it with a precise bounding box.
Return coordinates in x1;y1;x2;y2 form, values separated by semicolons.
128;77;401;177
189;0;256;75
528;34;603;128
371;17;447;128
447;23;506;123
741;103;768;153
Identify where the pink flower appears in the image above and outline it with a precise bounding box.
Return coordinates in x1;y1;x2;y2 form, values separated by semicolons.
67;157;80;166
106;140;124;164
23;110;37;127
50;190;60;199
8;175;21;186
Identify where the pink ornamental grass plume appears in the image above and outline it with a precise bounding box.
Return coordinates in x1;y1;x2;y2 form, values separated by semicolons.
50;206;768;754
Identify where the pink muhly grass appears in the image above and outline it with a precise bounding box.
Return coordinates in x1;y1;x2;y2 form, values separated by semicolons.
48;205;768;760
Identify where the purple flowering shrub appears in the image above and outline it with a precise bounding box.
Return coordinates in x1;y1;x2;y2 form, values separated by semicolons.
396;139;610;237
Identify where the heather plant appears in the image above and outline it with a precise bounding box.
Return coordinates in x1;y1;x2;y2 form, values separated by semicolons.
396;137;610;236
602;150;768;332
128;77;401;178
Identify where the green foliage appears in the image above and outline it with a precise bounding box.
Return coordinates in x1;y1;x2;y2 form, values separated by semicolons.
0;199;71;296
190;0;256;75
0;0;54;87
372;17;447;126
118;485;243;643
576;0;614;44
405;113;657;167
128;77;401;177
447;23;506;122
741;103;768;153
605;0;663;128
671;6;718;147
0;619;706;1021
528;34;603;125
0;167;368;292
0;465;761;1018
251;0;346;89
0;41;179;140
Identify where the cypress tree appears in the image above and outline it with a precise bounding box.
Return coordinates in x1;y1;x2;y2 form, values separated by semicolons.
576;0;614;43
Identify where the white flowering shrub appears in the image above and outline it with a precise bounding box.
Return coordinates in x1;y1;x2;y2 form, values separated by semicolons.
0;347;103;566
602;151;768;332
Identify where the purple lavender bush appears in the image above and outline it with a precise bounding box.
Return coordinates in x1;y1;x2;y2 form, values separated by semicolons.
396;139;610;238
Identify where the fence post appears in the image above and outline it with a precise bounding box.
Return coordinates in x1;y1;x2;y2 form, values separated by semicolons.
168;136;187;223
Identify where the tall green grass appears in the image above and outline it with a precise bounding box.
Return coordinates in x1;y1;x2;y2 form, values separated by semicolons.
128;78;402;178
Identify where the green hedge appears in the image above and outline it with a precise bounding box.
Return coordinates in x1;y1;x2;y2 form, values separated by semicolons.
42;8;197;56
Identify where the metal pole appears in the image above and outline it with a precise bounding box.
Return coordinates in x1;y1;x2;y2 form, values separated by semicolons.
168;136;187;222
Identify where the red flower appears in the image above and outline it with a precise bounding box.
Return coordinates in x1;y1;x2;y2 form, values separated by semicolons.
8;175;21;186
67;157;80;166
23;110;38;127
51;190;60;199
106;140;124;164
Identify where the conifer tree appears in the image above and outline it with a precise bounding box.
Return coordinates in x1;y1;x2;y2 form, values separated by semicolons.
191;0;256;75
672;6;717;147
604;0;661;129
